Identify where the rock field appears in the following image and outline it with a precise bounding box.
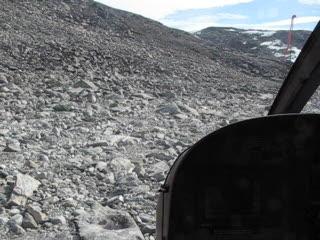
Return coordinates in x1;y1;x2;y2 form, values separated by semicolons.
0;0;318;239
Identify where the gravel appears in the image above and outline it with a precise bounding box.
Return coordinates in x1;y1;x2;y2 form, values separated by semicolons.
0;0;317;239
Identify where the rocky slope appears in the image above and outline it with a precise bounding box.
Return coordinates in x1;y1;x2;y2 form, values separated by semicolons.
195;27;311;62
0;0;318;239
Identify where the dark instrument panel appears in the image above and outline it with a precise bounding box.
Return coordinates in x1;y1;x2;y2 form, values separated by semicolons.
163;115;320;240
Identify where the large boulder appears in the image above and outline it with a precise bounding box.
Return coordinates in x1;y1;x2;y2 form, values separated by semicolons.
156;103;181;115
75;203;144;240
8;174;41;206
109;157;135;180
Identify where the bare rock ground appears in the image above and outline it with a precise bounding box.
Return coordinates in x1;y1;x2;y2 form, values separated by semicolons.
0;0;318;239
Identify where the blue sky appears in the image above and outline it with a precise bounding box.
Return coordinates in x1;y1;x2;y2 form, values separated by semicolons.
96;0;320;31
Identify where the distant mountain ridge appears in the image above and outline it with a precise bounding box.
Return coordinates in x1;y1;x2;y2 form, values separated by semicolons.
194;27;311;62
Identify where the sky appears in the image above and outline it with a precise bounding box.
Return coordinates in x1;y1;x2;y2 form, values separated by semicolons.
95;0;320;32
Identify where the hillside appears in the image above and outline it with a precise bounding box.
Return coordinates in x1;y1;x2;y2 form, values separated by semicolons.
195;27;311;62
0;0;318;239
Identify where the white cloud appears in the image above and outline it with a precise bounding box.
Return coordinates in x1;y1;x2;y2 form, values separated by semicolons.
162;14;248;32
233;16;320;30
216;13;249;20
163;16;219;32
256;7;280;19
299;0;320;4
162;15;319;32
95;0;254;20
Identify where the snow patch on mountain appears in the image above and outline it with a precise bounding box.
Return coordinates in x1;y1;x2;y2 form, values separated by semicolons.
260;40;301;61
290;47;302;61
195;27;310;63
260;39;286;51
243;30;276;37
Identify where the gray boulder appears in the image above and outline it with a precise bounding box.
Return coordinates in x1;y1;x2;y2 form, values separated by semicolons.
74;80;98;90
156;103;181;115
22;213;38;229
149;161;170;181
4;139;21;152
75;203;144;240
8;174;41;206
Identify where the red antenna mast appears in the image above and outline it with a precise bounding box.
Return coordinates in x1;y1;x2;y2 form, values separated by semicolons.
285;15;297;61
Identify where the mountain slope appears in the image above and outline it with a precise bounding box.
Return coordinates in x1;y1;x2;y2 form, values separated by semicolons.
0;0;291;80
195;27;311;62
1;0;229;78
